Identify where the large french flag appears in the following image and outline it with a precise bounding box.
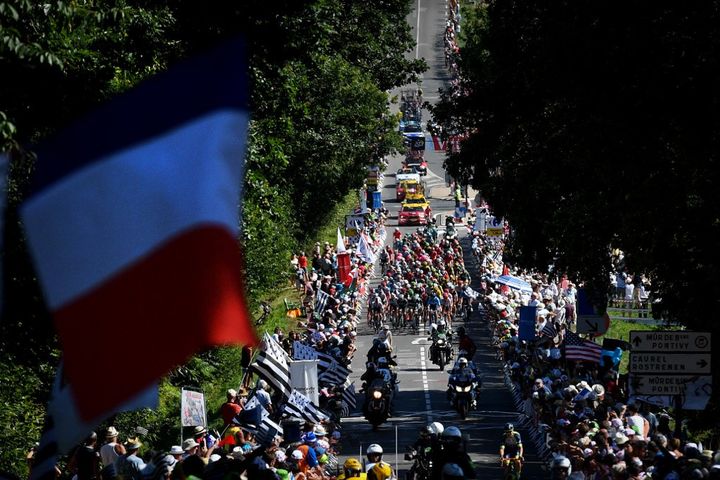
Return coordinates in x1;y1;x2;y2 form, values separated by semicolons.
21;39;257;422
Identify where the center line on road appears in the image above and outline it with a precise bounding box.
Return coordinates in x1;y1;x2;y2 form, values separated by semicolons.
415;0;421;60
419;346;433;422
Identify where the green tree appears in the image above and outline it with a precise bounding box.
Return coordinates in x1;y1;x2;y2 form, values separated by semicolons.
433;0;720;397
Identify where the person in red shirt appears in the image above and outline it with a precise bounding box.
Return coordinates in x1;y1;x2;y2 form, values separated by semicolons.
298;251;308;270
220;389;243;426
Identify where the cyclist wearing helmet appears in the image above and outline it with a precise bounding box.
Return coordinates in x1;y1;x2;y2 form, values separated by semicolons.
338;458;366;479
365;444;384;472
431;426;476;479
368;461;393;480
550;455;571;479
499;423;523;475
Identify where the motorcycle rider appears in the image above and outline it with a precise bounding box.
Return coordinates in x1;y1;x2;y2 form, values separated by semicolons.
456;327;477;360
549;455;571;479
447;357;480;408
431;426;476;479
441;463;465;480
365;444;385;472
499;423;523;476
378;324;393;351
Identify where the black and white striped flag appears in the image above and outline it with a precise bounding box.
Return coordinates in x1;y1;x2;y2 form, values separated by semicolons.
342;381;357;411
540;321;557;338
315;289;330;314
318;357;351;386
283;390;329;424
250;335;292;399
293;340;318;361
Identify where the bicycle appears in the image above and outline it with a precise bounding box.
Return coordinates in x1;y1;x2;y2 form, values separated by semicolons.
501;457;523;480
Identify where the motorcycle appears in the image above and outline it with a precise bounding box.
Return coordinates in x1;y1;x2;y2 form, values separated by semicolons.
429;333;453;370
449;379;474;419
405;445;433;480
363;378;392;430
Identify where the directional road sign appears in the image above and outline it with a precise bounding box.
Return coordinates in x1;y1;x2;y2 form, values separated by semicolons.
630;352;711;375
630;374;712;396
629;331;711;353
576;314;610;336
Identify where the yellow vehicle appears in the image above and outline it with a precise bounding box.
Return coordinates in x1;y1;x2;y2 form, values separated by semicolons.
396;177;423;201
402;193;432;217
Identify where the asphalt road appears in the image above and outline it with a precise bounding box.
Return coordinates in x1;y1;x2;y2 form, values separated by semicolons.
336;1;546;477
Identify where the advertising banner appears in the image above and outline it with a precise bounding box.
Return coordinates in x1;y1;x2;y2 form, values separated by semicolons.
290;360;319;405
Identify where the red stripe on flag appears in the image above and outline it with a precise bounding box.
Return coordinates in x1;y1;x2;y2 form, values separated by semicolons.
55;226;258;420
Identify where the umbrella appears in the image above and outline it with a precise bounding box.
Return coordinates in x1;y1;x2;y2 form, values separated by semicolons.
493;275;533;293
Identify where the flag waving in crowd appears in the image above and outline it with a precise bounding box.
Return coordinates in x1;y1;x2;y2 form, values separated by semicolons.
563;331;602;363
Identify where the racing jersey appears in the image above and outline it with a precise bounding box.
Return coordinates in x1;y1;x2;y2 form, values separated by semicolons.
501;432;523;456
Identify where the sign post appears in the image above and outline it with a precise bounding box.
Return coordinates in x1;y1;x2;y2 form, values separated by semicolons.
629;330;712;410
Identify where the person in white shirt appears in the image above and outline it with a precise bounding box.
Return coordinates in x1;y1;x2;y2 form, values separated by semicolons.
255;379;273;413
100;426;125;468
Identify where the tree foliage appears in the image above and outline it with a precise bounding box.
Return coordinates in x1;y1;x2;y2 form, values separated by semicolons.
1;0;423;476
434;1;720;325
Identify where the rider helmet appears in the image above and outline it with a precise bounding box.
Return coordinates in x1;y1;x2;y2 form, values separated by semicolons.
429;422;445;435
442;426;462;441
458;357;468;366
551;455;572;475
383;324;390;331
367;443;384;455
441;463;464;480
505;423;514;432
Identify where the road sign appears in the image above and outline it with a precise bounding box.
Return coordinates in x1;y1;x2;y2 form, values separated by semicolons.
629;331;711;352
576;314;610;336
630;374;712;396
629;353;711;375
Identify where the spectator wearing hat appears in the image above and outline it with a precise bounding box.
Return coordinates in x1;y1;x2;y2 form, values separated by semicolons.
181;438;199;461
168;446;184;462
220;389;243;426
100;426;126;468
193;425;217;453
114;437;145;480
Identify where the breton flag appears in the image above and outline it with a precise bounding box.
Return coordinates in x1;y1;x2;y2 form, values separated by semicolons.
250;334;292;399
564;331;602;363
540;321;557;339
293;341;318;361
20;40;257;427
315;350;351;385
315;289;330;314
342;381;357;411
283;390;329;424
235;395;283;442
262;332;291;364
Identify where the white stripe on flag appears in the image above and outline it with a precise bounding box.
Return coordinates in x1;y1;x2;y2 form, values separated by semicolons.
22;111;248;309
251;352;291;397
315;290;329;314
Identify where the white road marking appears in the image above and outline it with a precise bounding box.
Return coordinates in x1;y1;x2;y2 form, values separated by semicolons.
415;0;421;60
411;337;430;345
419;346;433;422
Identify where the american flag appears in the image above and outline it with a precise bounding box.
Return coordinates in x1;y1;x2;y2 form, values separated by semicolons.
564;331;602;363
315;289;330;314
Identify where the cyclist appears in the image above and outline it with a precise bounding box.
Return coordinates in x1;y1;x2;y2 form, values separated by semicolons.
338;458;366;479
427;291;441;324
499;423;523;476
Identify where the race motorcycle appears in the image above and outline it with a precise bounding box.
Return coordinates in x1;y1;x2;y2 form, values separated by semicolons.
429;332;453;370
449;379;475;419
363;377;392;430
